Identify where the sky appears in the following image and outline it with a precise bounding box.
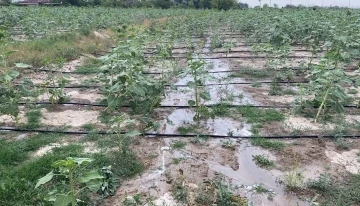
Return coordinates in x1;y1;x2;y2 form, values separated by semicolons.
240;0;360;8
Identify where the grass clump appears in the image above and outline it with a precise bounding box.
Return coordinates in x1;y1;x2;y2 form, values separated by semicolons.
230;68;272;79
74;57;102;74
19;109;42;129
0;144;84;206
253;184;270;193
251;82;263;88
252;155;275;169
7;32;113;67
177;125;197;135
250;137;285;150
237;107;285;123
335;137;352;150
171;140;187;149
211;103;231;117
0;133;62;166
313;174;360;205
307;172;332;192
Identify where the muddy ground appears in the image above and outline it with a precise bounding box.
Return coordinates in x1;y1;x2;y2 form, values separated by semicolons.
1;33;360;205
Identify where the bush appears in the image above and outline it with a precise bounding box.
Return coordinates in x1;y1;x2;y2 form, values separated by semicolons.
153;0;173;8
210;0;235;10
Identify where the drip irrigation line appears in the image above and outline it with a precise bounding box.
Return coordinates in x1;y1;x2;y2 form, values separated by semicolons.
21;80;309;89
143;49;320;55
25;66;357;75
1;126;360;139
17;101;359;109
18;101;292;108
143;47;325;55
149;56;314;59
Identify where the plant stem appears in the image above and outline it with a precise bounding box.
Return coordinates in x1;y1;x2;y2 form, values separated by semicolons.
194;69;199;122
314;86;331;123
69;172;76;206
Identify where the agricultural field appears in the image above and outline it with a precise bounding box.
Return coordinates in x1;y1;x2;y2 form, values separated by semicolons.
1;6;360;206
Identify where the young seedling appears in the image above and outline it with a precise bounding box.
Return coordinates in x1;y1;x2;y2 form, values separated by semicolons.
179;58;214;123
35;158;106;206
109;115;141;153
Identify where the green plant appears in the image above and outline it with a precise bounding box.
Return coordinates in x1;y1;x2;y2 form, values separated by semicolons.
171;140;186;150
335;137;352;150
237;107;285;123
20;109;42;129
223;41;235;57
252;155;275;169
99;27;164;115
97;166;118;197
308;59;352;123
0;42;34;123
109;115;141;153
251;82;262;88
250;138;285;150
179;58;213;122
35;157;105;206
212;177;247;206
221;139;235;150
40;61;70;104
284;166;304;189
172;158;184;165
307;172;332;192
252;184;270;193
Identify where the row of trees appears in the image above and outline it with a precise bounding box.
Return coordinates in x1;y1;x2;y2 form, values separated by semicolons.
50;0;249;10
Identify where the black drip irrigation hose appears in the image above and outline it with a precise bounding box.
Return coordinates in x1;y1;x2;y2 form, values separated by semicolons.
17;101;360;109
149;56;314;60
17;102;292;108
25;66;358;75
22;81;309;89
1;126;360;139
142;49;321;55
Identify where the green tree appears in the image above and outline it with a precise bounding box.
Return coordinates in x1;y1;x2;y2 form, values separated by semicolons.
211;0;235;10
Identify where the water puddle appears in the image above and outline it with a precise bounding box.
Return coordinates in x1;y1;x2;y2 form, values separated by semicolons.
162;85;257;106
206;140;310;206
156;108;252;137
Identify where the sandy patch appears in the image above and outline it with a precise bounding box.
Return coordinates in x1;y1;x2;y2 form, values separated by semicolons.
62;57;85;72
41;108;101;127
144;193;177;206
0;111;27;126
284;116;326;132
325;149;360;174
34;141;99;157
66;90;103;102
34;143;68;157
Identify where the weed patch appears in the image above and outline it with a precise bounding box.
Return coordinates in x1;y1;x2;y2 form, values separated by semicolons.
252;154;275;169
250;138;285;150
19;109;42;129
171;140;187;149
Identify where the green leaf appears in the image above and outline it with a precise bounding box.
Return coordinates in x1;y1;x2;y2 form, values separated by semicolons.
73;158;93;165
15;63;32;69
128;85;145;96
86;179;103;192
78;170;103;183
188;100;196;106
187;81;197;89
4;75;12;81
54;194;73;206
124;130;142;138
35;171;54;188
8;70;20;78
200;91;211;100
